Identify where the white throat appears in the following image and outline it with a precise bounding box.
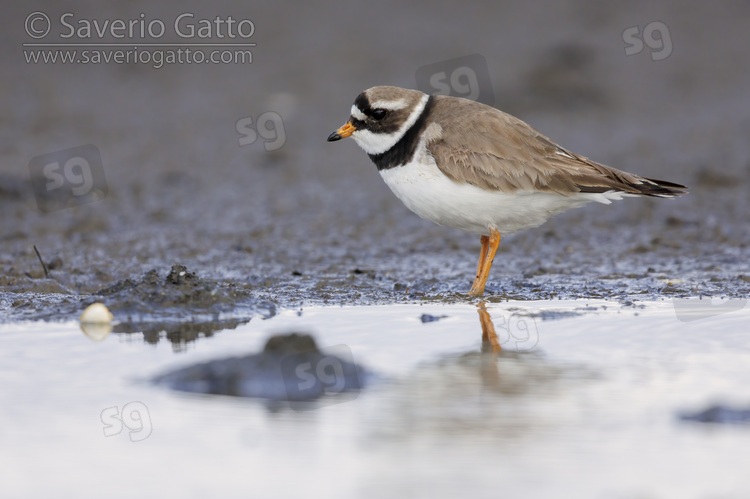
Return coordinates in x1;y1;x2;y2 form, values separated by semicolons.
351;94;429;155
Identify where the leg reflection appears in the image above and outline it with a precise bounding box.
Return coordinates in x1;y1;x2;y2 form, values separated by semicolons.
477;302;502;354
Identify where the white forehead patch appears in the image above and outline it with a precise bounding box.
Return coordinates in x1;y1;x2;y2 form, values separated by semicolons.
370;98;409;111
350;105;366;121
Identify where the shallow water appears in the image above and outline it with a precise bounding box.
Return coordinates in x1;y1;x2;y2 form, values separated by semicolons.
2;300;749;498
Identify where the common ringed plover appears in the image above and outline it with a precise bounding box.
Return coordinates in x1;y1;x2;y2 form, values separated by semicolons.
327;86;687;295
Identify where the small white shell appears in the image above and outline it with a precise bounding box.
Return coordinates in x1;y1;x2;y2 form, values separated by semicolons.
80;303;114;324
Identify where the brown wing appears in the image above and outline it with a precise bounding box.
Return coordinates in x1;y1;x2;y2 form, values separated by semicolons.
426;96;687;197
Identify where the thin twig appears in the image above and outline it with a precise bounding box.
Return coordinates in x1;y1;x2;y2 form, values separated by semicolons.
33;244;49;278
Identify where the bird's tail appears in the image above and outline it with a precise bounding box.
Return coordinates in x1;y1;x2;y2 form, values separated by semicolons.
632;177;688;198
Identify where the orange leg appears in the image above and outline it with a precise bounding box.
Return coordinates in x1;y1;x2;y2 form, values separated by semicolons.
468;228;501;296
474;235;489;282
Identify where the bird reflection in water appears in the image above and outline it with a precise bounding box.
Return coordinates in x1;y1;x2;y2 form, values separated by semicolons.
476;302;539;354
477;302;503;354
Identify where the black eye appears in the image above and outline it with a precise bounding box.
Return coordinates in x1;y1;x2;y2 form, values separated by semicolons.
372;109;387;120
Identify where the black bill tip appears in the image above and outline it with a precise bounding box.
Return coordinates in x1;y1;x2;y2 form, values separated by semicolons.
327;131;342;142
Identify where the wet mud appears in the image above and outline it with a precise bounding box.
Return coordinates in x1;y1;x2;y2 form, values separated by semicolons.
1;1;748;330
680;404;750;425
154;333;366;409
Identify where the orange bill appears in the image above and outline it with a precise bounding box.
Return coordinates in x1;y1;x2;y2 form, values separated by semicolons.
327;121;357;142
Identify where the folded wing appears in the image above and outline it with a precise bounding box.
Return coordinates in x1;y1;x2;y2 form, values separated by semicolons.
426;96;688;198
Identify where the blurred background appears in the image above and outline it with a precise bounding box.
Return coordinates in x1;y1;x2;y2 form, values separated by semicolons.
1;0;748;305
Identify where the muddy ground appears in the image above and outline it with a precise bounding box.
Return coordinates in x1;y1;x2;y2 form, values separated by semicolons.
1;1;748;329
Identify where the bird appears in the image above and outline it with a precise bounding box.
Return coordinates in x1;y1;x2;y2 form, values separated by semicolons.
327;86;687;296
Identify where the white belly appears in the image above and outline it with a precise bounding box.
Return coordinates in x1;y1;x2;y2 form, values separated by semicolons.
379;154;624;236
